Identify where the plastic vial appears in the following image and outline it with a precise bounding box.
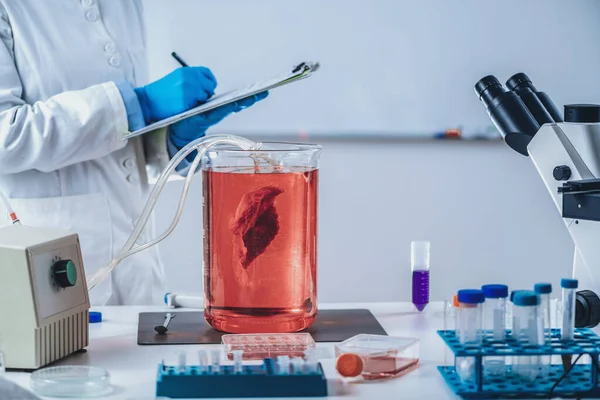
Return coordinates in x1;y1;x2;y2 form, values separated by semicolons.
177;352;187;373
561;278;578;341
232;350;244;374
211;349;221;373
534;283;552;339
304;349;318;374
197;350;208;373
411;241;430;312
456;289;485;382
291;357;305;374
277;355;290;375
534;283;552;377
481;284;508;377
512;291;545;382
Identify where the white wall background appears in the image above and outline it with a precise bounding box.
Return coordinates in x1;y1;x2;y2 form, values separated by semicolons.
143;0;600;302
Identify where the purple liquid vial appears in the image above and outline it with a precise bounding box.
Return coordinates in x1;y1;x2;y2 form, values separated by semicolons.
412;270;429;312
411;241;430;312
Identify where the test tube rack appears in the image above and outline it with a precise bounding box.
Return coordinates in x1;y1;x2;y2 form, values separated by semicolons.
155;358;328;398
437;328;600;398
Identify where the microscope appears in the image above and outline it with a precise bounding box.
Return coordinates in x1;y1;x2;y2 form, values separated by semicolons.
475;73;600;329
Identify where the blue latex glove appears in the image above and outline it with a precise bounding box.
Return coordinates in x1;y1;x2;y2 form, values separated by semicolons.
133;66;217;124
169;91;269;152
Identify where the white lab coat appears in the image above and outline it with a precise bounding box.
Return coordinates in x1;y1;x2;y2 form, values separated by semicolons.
0;0;169;305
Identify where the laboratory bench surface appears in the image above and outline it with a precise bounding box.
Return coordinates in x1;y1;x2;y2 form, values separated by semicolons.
5;302;461;400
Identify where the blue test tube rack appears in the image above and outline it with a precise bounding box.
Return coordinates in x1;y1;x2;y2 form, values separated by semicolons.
155;358;328;398
437;328;600;398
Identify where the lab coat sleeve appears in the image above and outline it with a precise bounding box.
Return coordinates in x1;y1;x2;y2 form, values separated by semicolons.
0;8;128;174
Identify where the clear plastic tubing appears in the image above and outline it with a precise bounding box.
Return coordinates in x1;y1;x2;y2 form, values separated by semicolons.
411;241;430;312
561;278;578;342
456;289;485;382
481;284;508;377
87;134;260;291
512;291;545;382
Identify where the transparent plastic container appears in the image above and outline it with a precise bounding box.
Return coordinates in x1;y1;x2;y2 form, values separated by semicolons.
202;143;322;333
221;333;316;360
334;334;419;381
481;284;508;377
455;289;485;383
512;291;545;382
30;366;111;397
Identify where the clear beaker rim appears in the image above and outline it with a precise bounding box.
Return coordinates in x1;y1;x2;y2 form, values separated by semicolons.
210;141;322;153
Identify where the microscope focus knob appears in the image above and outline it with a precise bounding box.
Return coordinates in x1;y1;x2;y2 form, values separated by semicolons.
553;165;571;181
575;290;600;328
52;259;77;288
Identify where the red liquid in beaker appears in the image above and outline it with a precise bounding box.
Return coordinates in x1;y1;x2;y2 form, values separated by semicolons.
203;167;318;333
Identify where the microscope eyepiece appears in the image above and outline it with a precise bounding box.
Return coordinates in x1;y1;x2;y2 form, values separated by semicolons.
506;72;563;122
475;75;502;98
474;75;540;156
506;72;534;91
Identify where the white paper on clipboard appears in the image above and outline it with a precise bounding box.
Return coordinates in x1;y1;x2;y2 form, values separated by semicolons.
124;61;320;139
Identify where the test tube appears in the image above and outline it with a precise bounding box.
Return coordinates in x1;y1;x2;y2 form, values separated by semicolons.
534;283;552;377
411;241;430;312
177;351;187;373
561;278;578;370
291;357;305;374
456;289;485;382
211;349;221;373
304;349;318;374
277;355;290;375
561;279;578;341
512;291;544;382
534;283;553;340
482;284;508;377
197;350;208;373
232;350;244;374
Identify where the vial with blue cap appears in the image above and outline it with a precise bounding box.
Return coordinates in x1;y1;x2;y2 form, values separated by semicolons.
561;278;578;342
481;284;508;377
533;283;552;340
455;289;485;382
512;291;545;381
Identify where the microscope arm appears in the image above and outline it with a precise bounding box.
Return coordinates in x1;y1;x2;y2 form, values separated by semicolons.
528;123;600;293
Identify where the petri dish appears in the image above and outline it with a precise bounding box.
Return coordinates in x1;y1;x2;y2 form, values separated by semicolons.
30;366;111;397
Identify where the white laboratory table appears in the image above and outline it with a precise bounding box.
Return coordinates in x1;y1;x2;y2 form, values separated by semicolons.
6;302;459;400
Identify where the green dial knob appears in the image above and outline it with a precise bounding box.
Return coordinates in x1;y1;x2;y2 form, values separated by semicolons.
53;260;77;288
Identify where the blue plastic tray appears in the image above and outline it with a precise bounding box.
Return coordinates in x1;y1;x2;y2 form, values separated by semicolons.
438;329;600;356
156;358;328;398
437;328;600;398
438;365;599;399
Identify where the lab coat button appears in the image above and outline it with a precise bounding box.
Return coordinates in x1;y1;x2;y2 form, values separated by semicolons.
126;174;139;185
104;43;116;53
86;10;98;21
81;0;93;6
123;158;135;170
109;56;121;67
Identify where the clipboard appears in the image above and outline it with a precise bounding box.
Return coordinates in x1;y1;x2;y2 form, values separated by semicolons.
124;61;320;139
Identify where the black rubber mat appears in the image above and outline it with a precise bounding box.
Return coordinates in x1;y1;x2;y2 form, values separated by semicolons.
138;309;387;345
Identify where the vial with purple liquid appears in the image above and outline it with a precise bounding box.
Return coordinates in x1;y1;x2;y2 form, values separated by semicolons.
411;241;430;312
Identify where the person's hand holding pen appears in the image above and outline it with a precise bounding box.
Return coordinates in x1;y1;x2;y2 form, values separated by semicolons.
134;52;268;158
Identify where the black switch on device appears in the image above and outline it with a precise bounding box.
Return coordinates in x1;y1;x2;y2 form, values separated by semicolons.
52;260;78;288
553;165;572;181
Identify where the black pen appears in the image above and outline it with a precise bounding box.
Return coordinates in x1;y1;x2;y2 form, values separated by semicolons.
171;52;188;67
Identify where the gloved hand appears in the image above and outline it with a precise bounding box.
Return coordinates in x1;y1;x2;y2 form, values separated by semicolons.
168;91;269;150
133;66;217;124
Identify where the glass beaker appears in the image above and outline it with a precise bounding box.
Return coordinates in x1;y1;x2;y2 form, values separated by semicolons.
202;142;321;333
